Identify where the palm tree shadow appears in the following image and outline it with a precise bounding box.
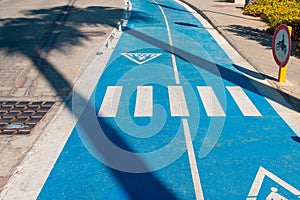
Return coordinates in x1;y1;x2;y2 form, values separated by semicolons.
0;5;152;97
0;4;177;199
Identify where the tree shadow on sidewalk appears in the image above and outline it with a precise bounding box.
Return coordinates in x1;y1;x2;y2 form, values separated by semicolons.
225;24;300;58
0;4;177;199
0;5;152;97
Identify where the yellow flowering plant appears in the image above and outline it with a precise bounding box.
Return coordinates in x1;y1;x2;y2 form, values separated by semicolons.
244;0;300;52
244;0;300;33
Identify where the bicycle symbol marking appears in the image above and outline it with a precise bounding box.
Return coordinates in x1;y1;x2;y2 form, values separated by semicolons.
266;187;287;200
272;24;291;67
275;34;287;55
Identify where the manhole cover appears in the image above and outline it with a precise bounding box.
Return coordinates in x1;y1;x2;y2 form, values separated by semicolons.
0;101;55;135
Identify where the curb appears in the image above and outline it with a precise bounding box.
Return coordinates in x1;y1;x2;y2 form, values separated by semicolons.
179;0;300;112
179;0;252;68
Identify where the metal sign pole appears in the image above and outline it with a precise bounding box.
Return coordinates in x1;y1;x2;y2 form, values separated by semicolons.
278;26;292;82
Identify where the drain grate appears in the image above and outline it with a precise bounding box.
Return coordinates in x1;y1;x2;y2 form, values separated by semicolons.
0;101;55;135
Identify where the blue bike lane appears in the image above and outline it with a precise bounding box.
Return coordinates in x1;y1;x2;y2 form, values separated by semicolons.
38;0;300;199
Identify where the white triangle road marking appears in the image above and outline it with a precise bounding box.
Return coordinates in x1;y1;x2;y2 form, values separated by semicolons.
121;53;162;65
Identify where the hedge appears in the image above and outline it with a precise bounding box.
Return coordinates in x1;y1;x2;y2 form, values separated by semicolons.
244;0;300;52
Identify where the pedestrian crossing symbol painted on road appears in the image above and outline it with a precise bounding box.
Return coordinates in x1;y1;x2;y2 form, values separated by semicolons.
121;53;162;64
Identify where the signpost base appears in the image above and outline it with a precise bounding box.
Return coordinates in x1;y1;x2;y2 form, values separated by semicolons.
278;65;287;82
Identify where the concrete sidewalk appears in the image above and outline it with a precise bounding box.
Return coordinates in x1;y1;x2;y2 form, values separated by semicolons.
0;0;125;191
182;0;300;110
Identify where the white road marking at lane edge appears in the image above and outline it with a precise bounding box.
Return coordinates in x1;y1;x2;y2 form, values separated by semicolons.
98;86;123;117
227;86;261;116
134;86;153;117
197;86;226;117
153;0;180;84
182;119;205;200
168;86;190;116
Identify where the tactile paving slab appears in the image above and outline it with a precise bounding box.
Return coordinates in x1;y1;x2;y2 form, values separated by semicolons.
0;101;55;135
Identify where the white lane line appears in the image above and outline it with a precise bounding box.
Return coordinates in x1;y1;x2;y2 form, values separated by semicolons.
153;0;180;84
182;119;204;200
134;86;153;117
97;86;123;117
227;86;261;116
168;86;189;116
197;86;226;117
153;2;203;197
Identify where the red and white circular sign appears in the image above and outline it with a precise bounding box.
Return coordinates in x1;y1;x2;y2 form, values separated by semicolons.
272;24;291;67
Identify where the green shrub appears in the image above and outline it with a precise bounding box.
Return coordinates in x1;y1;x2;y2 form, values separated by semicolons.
244;0;300;51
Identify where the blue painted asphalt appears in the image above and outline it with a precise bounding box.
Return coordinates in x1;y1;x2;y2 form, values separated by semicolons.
38;0;300;199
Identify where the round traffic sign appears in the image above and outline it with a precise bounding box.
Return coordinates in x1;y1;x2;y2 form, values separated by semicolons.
272;24;291;67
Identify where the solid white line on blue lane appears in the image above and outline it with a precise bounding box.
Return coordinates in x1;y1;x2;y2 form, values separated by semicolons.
182;119;205;200
150;2;203;198
153;0;180;84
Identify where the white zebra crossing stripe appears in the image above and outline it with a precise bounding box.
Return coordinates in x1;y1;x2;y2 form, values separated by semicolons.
97;86;262;118
197;86;226;117
97;86;123;117
227;86;262;117
168;86;190;117
134;86;153;117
